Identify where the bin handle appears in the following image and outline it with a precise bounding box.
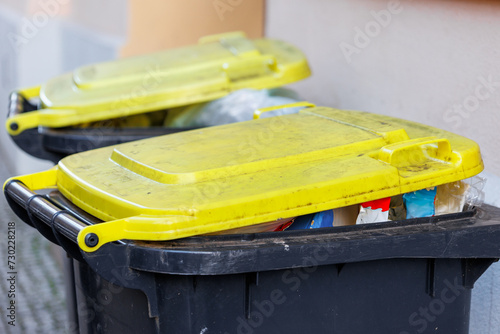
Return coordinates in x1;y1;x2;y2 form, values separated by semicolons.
7;88;41;132
378;137;453;165
9;91;27;118
7;86;41;119
253;101;316;120
3;170;197;253
8;86;41;118
76;215;200;253
6;86;80;136
3;173;89;246
3;167;58;191
6;106;77;136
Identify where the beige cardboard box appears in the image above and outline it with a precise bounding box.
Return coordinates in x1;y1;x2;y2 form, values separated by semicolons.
121;0;265;57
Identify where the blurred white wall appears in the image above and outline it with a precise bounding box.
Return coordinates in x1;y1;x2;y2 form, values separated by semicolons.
266;1;500;333
267;0;499;175
0;0;126;174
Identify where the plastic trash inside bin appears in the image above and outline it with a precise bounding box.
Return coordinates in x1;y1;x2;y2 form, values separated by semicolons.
164;88;303;128
404;188;437;218
356;197;391;224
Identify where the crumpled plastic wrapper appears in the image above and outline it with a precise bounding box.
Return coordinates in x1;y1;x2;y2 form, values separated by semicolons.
463;176;486;211
435;176;486;215
164;88;302;128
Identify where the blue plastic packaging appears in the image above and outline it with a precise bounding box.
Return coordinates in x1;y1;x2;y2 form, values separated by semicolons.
403;188;437;219
286;210;334;230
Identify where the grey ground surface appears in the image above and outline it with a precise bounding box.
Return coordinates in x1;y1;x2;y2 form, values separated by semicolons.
0;162;68;334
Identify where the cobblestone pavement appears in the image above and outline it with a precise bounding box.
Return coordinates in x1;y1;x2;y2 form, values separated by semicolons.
0;163;69;334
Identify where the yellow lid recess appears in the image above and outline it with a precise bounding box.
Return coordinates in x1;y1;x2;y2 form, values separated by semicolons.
6;31;311;136
6;104;483;252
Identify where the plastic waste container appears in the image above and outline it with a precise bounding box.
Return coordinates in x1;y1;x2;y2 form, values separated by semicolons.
4;104;497;334
5;31;310;163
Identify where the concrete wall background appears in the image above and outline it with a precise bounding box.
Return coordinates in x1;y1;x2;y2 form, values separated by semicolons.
0;0;126;175
267;0;500;175
266;0;500;332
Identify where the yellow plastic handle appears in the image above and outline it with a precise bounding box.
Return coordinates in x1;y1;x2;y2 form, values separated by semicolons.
6;110;42;135
253;101;316;119
3;168;58;192
6;109;79;136
78;215;197;252
378;137;452;165
19;85;42;99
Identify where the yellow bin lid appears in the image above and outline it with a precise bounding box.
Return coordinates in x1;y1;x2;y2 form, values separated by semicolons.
7;103;484;252
6;31;310;136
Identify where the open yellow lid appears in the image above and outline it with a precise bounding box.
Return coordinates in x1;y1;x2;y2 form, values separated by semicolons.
6;31;310;136
8;104;483;252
